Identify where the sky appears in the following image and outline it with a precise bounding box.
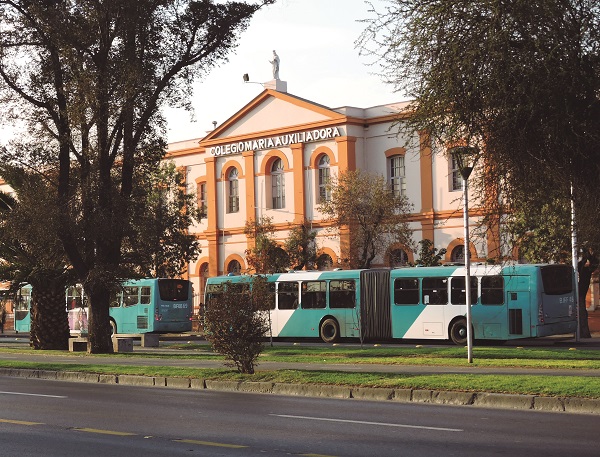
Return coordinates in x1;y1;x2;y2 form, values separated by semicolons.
164;0;400;143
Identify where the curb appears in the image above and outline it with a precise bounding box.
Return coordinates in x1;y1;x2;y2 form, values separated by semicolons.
1;367;599;415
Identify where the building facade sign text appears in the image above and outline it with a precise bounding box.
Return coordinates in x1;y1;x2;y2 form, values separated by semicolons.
209;127;342;156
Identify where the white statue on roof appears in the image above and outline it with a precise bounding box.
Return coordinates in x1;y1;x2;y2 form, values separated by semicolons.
269;50;280;80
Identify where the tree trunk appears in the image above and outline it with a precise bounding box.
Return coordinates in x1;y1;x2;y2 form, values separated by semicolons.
30;285;70;350
87;287;114;354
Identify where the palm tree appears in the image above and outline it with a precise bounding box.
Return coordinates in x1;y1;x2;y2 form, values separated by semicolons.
0;166;71;349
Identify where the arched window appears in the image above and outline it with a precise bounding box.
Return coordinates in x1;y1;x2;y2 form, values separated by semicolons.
227;260;241;275
389;155;406;197
390;249;409;267
451;245;465;263
316;253;333;271
271;158;285;209
318;155;331;203
228;168;239;213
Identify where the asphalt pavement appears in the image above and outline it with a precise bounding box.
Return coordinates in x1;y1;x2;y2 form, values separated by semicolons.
1;316;600;415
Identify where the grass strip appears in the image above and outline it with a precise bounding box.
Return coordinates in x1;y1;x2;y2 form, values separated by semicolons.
3;344;600;370
1;359;599;399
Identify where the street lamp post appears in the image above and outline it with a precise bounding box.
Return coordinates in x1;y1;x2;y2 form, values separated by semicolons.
449;146;480;364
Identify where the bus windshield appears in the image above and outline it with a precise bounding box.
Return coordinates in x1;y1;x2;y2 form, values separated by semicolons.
158;279;189;301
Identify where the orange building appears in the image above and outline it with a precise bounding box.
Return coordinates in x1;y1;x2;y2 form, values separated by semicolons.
166;87;499;306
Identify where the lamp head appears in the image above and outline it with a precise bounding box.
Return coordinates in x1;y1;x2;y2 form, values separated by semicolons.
243;73;249;82
449;146;480;180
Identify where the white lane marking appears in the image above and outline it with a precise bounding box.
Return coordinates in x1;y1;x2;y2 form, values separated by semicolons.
0;391;67;398
270;414;463;432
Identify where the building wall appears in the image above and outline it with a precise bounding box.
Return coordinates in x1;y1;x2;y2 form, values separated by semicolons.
166;90;495;306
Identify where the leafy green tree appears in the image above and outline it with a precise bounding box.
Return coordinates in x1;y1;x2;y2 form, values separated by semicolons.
203;276;272;374
414;239;446;267
358;0;600;335
285;221;317;270
319;170;413;269
0;0;272;352
124;161;201;278
244;217;289;274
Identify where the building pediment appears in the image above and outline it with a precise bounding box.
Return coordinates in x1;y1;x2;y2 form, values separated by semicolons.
199;89;347;149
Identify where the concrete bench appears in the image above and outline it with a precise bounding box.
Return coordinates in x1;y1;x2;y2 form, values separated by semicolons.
112;337;133;353
69;337;89;352
141;333;159;348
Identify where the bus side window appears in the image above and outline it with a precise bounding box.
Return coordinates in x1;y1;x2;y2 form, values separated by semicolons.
301;281;326;309
109;290;121;308
123;287;138;307
278;282;299;310
481;276;504;305
140;286;151;305
394;278;419;305
450;277;479;304
422;277;448;305
329;280;356;309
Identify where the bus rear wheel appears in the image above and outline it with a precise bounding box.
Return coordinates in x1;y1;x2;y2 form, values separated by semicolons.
450;319;468;345
320;318;339;343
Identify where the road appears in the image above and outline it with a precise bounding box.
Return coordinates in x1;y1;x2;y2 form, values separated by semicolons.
1;376;598;457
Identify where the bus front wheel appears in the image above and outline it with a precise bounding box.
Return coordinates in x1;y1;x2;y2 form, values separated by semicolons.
450;319;468;345
320;318;339;343
109;320;117;337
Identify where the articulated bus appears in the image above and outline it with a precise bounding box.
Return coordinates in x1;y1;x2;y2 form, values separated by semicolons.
205;264;577;344
14;278;193;335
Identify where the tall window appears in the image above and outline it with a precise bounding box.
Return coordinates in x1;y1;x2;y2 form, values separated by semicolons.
228;168;239;213
318;154;331;202
451;156;462;191
197;182;207;218
451;245;465;263
271;158;285;209
227;260;241;275
389;155;406;196
390;248;409;267
316;253;333;270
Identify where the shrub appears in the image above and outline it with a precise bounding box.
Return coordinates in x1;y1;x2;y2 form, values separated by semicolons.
203;276;272;374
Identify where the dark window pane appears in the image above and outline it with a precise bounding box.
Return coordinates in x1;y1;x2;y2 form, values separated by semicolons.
394;278;419;305
422;277;448;305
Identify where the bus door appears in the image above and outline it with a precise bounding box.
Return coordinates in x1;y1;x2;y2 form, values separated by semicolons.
156;279;192;331
274;281;299;337
118;286;140;333
419;277;449;338
471;275;506;339
67;286;87;334
136;285;152;332
328;279;359;338
504;275;532;338
14;286;32;332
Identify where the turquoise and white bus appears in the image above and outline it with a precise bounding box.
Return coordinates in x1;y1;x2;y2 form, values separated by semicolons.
14;278;193;335
205;264;577;344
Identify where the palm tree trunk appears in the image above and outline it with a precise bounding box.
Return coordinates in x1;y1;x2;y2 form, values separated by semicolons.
30;285;70;350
